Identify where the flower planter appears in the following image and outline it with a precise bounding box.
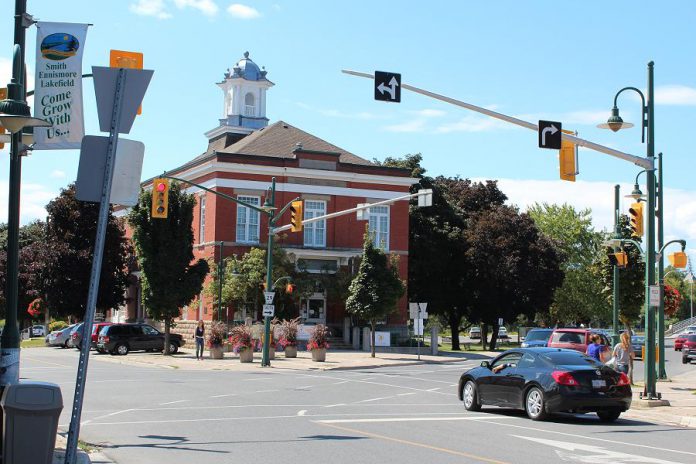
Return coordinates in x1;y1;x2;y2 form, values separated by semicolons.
311;348;326;362
209;346;224;359
284;345;297;358
239;348;253;363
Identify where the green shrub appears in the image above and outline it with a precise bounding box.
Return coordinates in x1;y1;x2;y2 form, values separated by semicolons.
49;320;69;332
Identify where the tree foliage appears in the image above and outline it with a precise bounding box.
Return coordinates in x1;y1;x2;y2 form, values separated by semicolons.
128;182;209;354
346;228;405;357
42;185;131;320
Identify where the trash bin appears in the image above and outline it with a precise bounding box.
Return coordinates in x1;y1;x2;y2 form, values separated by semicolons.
1;381;63;464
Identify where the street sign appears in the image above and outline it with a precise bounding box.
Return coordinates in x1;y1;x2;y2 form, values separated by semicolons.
374;71;401;103
263;304;275;316
649;285;660;307
356;203;370;220
414;318;424;336
538;120;562;150
264;291;275;305
92;66;153;134
409;302;418;319
418;189;433;207
498;318;504;326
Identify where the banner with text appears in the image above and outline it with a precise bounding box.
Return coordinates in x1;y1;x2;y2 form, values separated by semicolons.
33;22;89;150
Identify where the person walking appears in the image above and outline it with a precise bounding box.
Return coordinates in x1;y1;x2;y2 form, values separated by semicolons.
194;320;205;360
612;331;634;374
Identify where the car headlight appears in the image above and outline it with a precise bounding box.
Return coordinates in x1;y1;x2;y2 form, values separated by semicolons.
521;342;528;348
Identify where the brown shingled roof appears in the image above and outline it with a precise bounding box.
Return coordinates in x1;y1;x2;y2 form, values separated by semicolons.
215;120;374;166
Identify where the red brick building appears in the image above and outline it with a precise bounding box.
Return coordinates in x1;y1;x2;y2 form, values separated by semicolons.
118;53;415;337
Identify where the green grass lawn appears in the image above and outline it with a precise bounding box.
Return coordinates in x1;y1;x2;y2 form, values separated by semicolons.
20;338;47;348
437;340;520;353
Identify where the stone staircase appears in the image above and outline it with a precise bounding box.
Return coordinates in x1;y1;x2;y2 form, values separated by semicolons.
666;316;696;336
327;336;354;350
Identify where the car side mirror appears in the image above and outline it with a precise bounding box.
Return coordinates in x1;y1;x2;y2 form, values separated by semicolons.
480;361;490;369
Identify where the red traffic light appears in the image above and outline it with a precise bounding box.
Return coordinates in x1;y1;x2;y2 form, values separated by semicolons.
156;182;166;192
286;283;295;294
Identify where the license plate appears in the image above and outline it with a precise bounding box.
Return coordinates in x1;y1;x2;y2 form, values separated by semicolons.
592;379;606;388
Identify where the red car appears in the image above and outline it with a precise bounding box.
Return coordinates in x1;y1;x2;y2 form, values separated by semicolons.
675;335;689;351
547;328;611;355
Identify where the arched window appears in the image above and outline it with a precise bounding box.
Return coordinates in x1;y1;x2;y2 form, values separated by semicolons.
244;92;255;117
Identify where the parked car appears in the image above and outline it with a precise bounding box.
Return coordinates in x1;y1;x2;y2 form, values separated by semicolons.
48;324;78;348
675;334;688;351
97;323;185;355
91;322;114;352
30;325;46;337
469;326;481;340
547;328;610;354
521;328;554;348
631;336;645;359
498;327;509;339
458;348;632;422
67;323;86;349
682;335;696;364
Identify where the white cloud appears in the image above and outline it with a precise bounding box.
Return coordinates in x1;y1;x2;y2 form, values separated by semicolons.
50;170;66;179
227;3;261;19
174;0;219;16
655;85;696;106
0;181;57;225
129;0;172;19
435;115;510;133
410;109;446;118
383;119;427;133
295;102;385;120
472;177;696;263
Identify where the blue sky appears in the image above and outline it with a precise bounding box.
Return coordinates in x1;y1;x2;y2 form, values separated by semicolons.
1;0;695;258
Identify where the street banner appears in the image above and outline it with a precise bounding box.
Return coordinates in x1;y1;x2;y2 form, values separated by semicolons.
33;22;89;150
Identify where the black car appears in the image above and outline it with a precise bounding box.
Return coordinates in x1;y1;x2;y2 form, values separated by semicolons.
458;348;632;422
97;323;184;355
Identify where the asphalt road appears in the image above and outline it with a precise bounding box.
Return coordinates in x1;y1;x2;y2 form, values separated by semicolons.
20;347;696;464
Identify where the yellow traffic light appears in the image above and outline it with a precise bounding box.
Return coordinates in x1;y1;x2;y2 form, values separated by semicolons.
290;200;303;232
608;250;628;268
151;178;169;219
559;139;576;182
628;202;644;237
668;251;687;269
110;50;144;114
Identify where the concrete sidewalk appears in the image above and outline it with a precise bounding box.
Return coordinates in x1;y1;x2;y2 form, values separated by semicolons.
52;433;114;464
624;369;696;428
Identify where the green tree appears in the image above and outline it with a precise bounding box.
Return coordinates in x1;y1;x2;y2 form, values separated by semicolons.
129;182;209;355
465;206;564;350
592;214;645;329
374;153;427;179
346;228;405;357
527;203;609;325
42;185;131;320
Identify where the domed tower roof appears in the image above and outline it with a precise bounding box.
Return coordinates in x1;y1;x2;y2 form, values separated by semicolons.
226;51;268;81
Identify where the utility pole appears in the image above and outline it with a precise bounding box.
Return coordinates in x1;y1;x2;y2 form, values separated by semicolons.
612;184;621;346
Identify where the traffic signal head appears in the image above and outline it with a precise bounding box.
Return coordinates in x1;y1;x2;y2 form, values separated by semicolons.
608;250;628;268
628;202;644;237
151;178;169;219
559;140;576;182
668;251;688;269
286;283;295;294
290;200;303;232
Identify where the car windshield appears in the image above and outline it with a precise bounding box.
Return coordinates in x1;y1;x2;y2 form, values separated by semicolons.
688;335;696;342
540;351;600;366
550;331;584;344
525;330;551;341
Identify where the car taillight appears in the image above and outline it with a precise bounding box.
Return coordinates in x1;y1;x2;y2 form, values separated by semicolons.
71;333;77;339
102;336;109;343
617;373;630;386
552;371;579;386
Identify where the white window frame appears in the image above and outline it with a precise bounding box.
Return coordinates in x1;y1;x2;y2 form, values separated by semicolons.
368;205;390;251
303;200;326;248
244;92;255;117
199;194;206;244
236;195;260;244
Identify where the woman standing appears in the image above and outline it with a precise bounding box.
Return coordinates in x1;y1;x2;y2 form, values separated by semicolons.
194;320;205;360
613;331;634;374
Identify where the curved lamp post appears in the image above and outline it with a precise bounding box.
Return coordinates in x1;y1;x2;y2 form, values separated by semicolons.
598;62;659;400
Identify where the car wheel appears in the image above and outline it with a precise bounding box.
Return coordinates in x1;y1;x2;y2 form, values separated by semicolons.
462;380;481;411
525;387;548;421
169;343;179;354
115;343;129;356
597;410;621;422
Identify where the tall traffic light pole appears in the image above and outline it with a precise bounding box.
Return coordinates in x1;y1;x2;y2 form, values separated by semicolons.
612;185;621;347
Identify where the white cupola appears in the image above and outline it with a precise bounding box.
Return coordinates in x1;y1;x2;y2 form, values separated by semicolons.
205;51;274;144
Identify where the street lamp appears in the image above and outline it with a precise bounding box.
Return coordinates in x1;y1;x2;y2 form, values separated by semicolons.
0;0;51;388
686;269;694;320
598;62;659;400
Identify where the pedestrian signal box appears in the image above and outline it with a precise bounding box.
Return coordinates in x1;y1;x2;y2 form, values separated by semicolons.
668;251;687;269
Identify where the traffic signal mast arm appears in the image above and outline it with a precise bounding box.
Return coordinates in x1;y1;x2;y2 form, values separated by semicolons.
341;70;653;170
272;189;432;234
162;174;269;215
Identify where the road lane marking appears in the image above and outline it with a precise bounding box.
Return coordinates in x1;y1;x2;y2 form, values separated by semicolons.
396;393;417;396
297;410;307;416
355;396;393;403
318;422;511;464
324;404;346;408
210;394;237;398
159;400;189;405
256;389;279;393
316;416;518;424
483;418;696;457
513;435;683;464
426;387;441;391
296;373;456;396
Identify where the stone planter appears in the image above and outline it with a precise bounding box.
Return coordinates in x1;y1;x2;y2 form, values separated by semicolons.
209;346;224;359
311;348;326;362
284;345;297;358
239;348;253;363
